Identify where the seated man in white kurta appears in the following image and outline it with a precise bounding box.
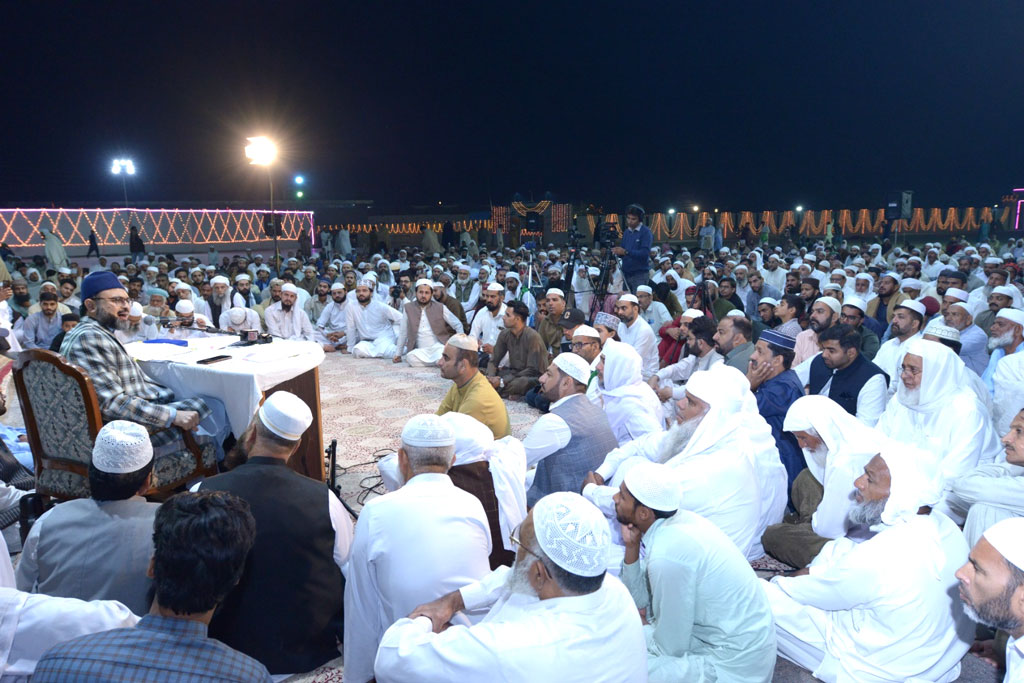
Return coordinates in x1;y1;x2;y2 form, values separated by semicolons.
343;415;492;683
373;492;647;683
393;279;464;367
344;277;402;359
264;283;314;341
314;283;349;352
763;448;974;683
219;306;261;334
584;364;786;562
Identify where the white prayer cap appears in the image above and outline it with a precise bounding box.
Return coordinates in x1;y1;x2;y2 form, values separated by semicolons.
945;288;969;302
228;307;247;325
572;324;600;339
618;293;639;304
843;296;868;313
993;285;1019;299
175;282;192;292
401;414;455;448
726;309;746;318
830;268;846;276
880;271;902;284
588;266;600;276
447;334;478;352
814;296;841;315
486;282;504;292
280;283;299;295
682;308;704;319
925;324;960;343
547;288;565;299
92;420;153;474
174;299;195;315
258;391;312;441
907;256;923;265
532;492;609;578
129;302;144;317
768;254;781;262
900;278;923;290
414;278;433;290
950;301;979;318
330;282;345;291
357;277;376;289
234;273;251;282
117;275;129;283
257;265;271;273
803;254;817;263
636;285;653;295
624;462;681;513
997;309;1024;327
854;273;874;283
551;352;592;385
205;265;216;271
759;297;779;307
58;267;72;275
210;275;229;286
897;299;926;317
985;256;1004;265
983;518;1024;571
138;259;150;266
439;412;493;464
504;271;520;282
823;284;841;293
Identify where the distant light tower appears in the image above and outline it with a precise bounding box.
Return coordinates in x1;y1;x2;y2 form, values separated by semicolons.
245;136;279;266
110;158;135;206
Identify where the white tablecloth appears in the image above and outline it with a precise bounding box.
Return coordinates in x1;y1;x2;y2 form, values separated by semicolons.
126;336;325;437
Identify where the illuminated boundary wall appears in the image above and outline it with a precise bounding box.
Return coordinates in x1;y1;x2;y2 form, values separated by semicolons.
0;208;314;252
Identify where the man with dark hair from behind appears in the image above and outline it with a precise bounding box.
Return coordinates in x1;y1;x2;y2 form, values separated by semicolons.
33;491;273;682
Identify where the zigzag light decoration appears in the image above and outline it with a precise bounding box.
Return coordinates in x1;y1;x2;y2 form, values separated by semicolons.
0;208;314;249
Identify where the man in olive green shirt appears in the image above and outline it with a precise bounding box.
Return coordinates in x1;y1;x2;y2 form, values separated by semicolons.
436;335;510;438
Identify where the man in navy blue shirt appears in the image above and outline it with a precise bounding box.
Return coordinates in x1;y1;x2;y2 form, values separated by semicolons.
612;204;653;295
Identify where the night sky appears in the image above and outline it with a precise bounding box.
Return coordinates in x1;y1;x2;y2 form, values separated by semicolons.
2;2;1021;212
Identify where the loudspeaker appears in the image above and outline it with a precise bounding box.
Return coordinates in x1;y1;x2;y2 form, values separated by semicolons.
525;211;542;231
885;191;913;221
263;214;278;238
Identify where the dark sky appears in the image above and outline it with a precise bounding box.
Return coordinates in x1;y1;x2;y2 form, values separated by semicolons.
2;2;1021;212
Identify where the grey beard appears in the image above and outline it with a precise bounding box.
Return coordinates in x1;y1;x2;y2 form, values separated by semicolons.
210;293;231;309
656;415;703;463
962;586;1024;633
988;331;1015;351
848;497;887;526
897;384;921;407
506;553;539;597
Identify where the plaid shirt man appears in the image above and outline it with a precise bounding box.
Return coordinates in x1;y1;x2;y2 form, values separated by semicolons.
59;317;211;457
33;614;273;682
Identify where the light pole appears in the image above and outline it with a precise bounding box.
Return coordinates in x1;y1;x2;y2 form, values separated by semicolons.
245;136;279;267
110;158;135;206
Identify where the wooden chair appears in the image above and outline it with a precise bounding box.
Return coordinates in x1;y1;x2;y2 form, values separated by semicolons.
13;349;215;500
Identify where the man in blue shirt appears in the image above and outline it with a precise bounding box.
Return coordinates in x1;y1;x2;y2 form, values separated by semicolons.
34;491;273;682
612;204;652;295
22;291;63;349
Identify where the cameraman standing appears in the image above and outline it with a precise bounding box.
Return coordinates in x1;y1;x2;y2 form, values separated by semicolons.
611;204;652;295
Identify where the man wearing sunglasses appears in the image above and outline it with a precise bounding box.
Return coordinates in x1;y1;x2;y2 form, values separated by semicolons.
59;271;223;486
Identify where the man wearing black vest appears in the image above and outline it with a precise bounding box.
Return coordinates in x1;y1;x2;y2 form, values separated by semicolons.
201;392;353;677
393;278;464;366
808;324;889;427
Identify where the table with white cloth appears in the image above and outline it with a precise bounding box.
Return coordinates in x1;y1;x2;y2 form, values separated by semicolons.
125;336;327;480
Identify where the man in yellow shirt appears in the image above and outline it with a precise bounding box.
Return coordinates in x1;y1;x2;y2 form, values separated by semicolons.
436;334;510;439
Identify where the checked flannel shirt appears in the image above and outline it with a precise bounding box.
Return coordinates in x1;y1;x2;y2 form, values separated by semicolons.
59;317;211;455
33;614;273;682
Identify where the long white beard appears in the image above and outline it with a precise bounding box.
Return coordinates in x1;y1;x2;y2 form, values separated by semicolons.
806;443;829;470
506;554;538;597
848;497;886;526
656;415;703;463
457;276;470;286
897;384;921;406
988;330;1015;351
210;292;231;309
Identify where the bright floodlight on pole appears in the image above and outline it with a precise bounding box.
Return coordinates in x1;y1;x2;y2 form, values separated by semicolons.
245;136;280;267
796;205;804;212
111;158;135;206
667;208;676;215
294;175;304;185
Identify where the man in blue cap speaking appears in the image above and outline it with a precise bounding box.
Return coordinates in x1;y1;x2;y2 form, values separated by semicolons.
59;271;226;487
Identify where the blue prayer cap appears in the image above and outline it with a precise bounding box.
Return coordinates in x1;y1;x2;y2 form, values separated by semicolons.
80;271;126;301
760;329;796;351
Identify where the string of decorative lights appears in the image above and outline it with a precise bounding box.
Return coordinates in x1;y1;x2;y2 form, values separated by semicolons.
0;208;313;248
